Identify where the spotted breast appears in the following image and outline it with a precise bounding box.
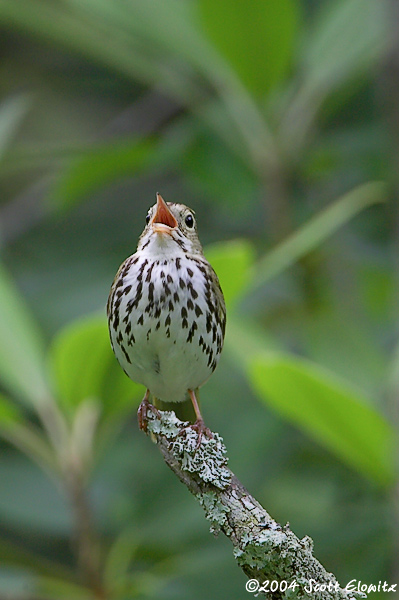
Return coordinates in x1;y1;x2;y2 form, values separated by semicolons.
107;194;226;437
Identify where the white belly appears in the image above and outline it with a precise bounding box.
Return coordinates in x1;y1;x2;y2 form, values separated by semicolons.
108;253;223;403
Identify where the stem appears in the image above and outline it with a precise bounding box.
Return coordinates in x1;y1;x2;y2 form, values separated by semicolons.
66;465;106;600
261;162;294;243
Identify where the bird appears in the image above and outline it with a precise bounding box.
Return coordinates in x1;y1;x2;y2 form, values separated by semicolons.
107;193;226;440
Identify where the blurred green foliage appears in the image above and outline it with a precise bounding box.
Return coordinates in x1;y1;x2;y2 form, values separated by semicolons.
0;0;397;598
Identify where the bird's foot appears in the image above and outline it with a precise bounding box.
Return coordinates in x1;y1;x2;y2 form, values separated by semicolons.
137;391;160;432
184;419;213;450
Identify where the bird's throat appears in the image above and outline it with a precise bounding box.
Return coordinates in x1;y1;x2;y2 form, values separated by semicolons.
146;231;183;258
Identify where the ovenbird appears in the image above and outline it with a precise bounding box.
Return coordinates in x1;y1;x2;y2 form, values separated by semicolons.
107;193;226;438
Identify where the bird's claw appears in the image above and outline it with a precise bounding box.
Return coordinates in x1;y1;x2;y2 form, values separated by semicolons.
137;397;160;432
179;419;213;450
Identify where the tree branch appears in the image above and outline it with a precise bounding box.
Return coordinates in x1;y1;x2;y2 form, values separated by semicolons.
145;409;363;600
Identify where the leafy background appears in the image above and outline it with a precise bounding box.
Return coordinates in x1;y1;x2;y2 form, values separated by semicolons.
0;0;397;598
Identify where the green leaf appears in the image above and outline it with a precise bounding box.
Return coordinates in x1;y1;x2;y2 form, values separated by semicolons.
0;0;204;111
205;239;255;309
250;353;395;486
0;393;24;428
37;576;94;600
104;527;138;595
0;393;56;473
302;312;386;396
0;94;31;161
50;138;156;208
251;181;387;290
0;264;49;405
181;127;258;209
49;314;141;418
199;0;299;97
280;0;387;152
0;538;73;584
302;0;386;93
0;0;275;171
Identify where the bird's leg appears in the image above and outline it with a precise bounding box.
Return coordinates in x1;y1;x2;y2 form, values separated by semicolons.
137;389;160;432
188;388;213;447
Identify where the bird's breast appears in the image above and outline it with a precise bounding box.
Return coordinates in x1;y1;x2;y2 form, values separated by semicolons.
108;253;225;403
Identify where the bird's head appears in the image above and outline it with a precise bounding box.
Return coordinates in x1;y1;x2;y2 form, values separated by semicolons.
137;193;203;256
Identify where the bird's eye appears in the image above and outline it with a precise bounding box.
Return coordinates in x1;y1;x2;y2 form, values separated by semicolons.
145;214;151;225
185;214;194;228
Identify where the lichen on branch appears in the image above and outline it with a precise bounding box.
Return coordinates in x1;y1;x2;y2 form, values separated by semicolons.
145;408;363;600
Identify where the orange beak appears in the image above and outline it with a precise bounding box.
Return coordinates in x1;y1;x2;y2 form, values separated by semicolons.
151;193;177;234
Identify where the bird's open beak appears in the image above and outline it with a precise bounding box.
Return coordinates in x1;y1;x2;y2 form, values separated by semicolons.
151;193;177;234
